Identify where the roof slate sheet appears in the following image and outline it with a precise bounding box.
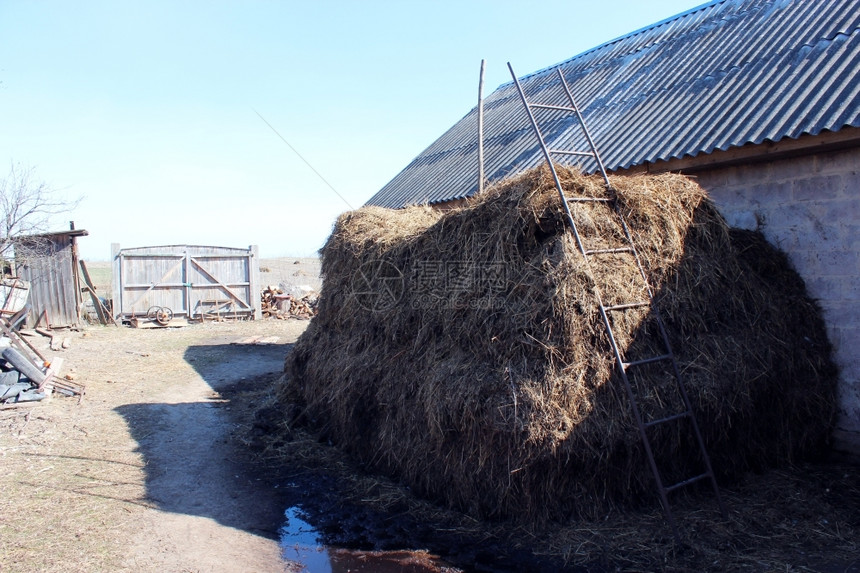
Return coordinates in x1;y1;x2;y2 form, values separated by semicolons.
367;0;860;208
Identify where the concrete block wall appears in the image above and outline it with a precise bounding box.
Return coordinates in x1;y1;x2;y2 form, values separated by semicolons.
692;147;860;456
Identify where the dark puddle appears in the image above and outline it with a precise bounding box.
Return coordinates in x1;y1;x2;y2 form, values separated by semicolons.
276;477;459;573
281;506;453;572
272;470;572;573
280;507;331;571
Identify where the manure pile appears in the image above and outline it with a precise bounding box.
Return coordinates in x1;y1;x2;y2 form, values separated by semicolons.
278;166;837;522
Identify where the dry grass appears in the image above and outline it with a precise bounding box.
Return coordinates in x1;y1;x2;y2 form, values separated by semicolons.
277;165;837;523
0;387;151;572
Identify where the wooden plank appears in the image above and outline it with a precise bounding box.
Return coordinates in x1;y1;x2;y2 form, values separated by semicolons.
185;249;192;323
41;356;64;393
44;356;85;398
231;335;280;345
249;245;261;320
84;285;115;325
0;317;49;367
120;254;185;259
79;260;109;325
178;254;250;259
129;317;189;329
70;230;83;328
122;282;214;289
34;310;48;329
124;253;251;259
122;282;250;289
0;401;42;410
478;58;485;195
112;243;124;324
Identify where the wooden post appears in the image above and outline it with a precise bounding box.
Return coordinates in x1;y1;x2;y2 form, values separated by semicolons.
70;231;82;327
249;245;262;320
478;59;486;195
79;260;112;325
111;243;121;324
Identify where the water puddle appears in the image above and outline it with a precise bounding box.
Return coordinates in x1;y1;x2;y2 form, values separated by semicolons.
274;470;567;573
280;506;455;573
280;507;335;572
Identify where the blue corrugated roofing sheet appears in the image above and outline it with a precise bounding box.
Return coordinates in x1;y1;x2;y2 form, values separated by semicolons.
367;0;860;208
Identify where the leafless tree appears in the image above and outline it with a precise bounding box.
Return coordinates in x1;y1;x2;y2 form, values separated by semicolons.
0;163;81;265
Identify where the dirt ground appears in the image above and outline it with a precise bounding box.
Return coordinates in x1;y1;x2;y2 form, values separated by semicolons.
0;318;308;573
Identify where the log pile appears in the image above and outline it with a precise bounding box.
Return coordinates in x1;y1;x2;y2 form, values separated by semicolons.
261;286;318;320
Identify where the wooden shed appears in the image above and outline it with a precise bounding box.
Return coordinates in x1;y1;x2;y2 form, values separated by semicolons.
12;225;89;329
111;244;262;323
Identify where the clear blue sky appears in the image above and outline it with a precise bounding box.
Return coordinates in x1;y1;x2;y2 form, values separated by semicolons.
1;0;704;260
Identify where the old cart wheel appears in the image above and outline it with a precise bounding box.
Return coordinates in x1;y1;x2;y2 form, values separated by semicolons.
154;307;173;326
146;306;161;320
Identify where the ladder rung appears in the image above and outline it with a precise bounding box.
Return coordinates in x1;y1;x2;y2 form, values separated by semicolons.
529;103;576;113
585;247;634;256
603;301;650;311
665;472;710;493
622;353;673;369
644;411;690;428
567;197;613;203
548;148;595;157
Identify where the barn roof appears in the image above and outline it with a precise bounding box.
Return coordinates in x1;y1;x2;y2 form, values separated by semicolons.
367;0;860;208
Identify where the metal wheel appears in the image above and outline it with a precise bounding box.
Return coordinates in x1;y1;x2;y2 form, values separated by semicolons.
154;307;173;326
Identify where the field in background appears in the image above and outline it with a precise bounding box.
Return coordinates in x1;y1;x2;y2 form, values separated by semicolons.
81;257;322;299
258;256;322;292
81;262;112;294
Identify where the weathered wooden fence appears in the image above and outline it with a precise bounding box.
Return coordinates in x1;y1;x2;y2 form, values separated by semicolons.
111;244;261;322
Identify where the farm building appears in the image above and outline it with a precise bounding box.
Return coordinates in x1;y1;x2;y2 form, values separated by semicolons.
12;225;89;329
366;0;860;457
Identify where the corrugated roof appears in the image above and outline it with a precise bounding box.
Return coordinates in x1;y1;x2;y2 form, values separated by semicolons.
367;0;860;208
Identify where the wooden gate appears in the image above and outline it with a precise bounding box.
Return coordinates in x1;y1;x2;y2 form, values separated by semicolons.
111;244;261;322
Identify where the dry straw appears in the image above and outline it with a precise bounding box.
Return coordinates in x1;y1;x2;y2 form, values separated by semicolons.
278;165;836;522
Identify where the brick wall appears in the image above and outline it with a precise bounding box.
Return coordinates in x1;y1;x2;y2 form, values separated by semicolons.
691;147;860;455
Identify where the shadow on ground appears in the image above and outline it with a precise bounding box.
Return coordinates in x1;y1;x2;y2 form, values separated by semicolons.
115;341;293;539
117;339;574;572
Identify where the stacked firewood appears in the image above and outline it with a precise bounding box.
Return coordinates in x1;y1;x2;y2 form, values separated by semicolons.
261;285;283;318
288;296;314;319
261;286;318;320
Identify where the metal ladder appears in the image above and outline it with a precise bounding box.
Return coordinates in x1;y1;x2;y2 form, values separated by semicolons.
507;63;727;542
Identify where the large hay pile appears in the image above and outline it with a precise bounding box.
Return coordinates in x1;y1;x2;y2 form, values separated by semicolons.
278;166;837;522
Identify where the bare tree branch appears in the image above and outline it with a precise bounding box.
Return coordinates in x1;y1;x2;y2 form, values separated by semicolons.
0;162;82;263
